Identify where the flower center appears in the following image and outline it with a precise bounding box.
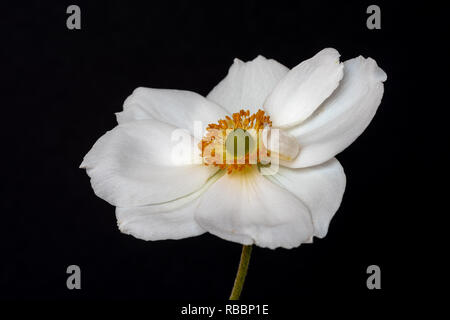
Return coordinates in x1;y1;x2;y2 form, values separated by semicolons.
199;109;272;174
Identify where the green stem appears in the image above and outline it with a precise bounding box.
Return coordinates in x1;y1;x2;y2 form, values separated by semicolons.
229;245;253;300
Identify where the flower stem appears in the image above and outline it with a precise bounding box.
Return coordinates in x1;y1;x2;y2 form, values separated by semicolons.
229;245;253;300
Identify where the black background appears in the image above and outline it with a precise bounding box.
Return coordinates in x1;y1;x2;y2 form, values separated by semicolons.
1;0;446;312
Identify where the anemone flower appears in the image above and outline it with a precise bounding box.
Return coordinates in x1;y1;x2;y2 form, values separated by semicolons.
81;48;387;299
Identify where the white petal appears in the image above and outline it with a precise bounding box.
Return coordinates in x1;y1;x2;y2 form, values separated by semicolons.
264;48;344;128
207;56;289;114
116;88;228;139
284;56;387;168
267;158;346;238
116;170;224;241
195;167;314;249
80;119;216;207
116;204;205;241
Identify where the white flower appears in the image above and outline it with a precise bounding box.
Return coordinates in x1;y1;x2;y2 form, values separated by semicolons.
81;48;387;249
